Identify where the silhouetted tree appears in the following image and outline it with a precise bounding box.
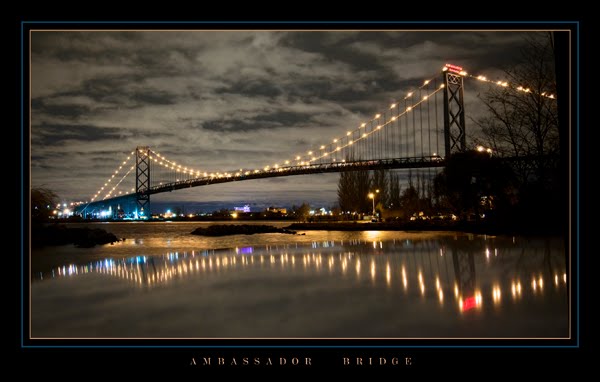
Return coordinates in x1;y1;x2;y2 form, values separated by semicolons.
473;33;558;185
337;157;372;215
388;172;402;210
293;202;311;221
434;151;516;221
31;187;59;223
371;169;388;209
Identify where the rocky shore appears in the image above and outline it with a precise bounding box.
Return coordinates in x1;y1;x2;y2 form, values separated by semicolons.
32;224;121;248
191;224;297;237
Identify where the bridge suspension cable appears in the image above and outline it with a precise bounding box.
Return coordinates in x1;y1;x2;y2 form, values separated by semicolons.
102;164;135;200
462;69;557;100
90;151;135;202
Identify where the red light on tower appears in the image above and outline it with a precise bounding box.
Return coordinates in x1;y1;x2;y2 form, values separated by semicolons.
461;296;477;312
444;64;463;74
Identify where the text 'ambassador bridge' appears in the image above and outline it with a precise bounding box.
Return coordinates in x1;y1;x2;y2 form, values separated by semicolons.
74;64;557;219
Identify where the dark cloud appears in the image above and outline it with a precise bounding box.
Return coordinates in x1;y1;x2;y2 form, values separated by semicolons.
30;30;537;209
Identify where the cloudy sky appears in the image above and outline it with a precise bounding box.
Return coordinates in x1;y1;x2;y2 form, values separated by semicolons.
30;30;536;211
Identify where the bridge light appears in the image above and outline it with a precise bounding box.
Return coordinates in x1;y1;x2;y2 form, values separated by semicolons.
284;160;289;164
390;103;396;109
406;107;412;112
459;71;467;76
423;95;428;100
307;151;312;155
375;114;380;118
440;84;445;88
320;145;325;149
349;140;353;145
376;125;381;129
333;138;338;143
407;92;412;97
424;80;430;85
323;153;328;156
347;131;351;136
390;116;396;121
295;156;301;160
361;123;366;128
362;133;367;137
477;146;485;152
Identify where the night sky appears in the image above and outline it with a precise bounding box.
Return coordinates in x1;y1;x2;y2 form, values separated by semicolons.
31;30;536;212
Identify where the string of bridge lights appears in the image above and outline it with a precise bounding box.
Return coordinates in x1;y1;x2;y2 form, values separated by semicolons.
90;151;134;202
272;76;444;170
89;65;559;198
148;149;205;178
102;165;135;200
454;68;557;100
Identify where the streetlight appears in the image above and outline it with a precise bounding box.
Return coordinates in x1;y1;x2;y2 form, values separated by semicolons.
476;145;493;157
368;189;380;218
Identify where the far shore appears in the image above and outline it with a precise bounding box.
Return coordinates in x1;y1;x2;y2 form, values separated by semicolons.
48;218;562;237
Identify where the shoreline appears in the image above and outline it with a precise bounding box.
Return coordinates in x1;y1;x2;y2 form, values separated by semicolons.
47;219;562;237
284;221;563;237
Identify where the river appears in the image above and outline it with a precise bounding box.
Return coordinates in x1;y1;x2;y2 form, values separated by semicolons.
30;221;568;338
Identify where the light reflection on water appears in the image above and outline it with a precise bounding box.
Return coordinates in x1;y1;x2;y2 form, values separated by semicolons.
31;234;568;338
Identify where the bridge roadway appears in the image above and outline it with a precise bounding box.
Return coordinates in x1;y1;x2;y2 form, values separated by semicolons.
149;156;444;195
79;156;444;212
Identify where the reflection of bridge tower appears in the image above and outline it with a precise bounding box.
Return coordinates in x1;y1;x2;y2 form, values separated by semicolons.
135;146;151;215
451;246;476;297
442;66;467;154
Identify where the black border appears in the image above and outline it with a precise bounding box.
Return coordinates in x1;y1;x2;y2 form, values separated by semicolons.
17;20;584;372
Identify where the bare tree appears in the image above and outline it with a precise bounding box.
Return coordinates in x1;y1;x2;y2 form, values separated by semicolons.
388;172;402;210
337;161;371;215
371;169;388;208
31;187;59;222
473;33;559;184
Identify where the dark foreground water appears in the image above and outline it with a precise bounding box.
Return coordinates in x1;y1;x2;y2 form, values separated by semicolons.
31;222;568;338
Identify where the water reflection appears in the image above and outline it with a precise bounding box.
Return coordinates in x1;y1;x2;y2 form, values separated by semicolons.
36;237;567;318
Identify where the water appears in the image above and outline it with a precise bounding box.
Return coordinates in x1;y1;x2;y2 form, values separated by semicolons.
30;222;568;338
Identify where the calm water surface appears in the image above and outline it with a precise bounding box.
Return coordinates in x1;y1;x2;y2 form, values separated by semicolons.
31;222;568;338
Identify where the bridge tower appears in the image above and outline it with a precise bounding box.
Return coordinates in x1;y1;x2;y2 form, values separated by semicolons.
135;146;150;217
442;65;467;154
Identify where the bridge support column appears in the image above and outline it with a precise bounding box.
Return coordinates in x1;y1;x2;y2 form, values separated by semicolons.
135;146;150;218
442;70;467;155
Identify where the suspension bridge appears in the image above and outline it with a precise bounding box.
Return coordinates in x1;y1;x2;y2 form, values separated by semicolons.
74;64;556;219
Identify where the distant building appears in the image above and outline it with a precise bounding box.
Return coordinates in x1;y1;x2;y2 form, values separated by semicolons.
234;205;251;213
266;206;287;214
